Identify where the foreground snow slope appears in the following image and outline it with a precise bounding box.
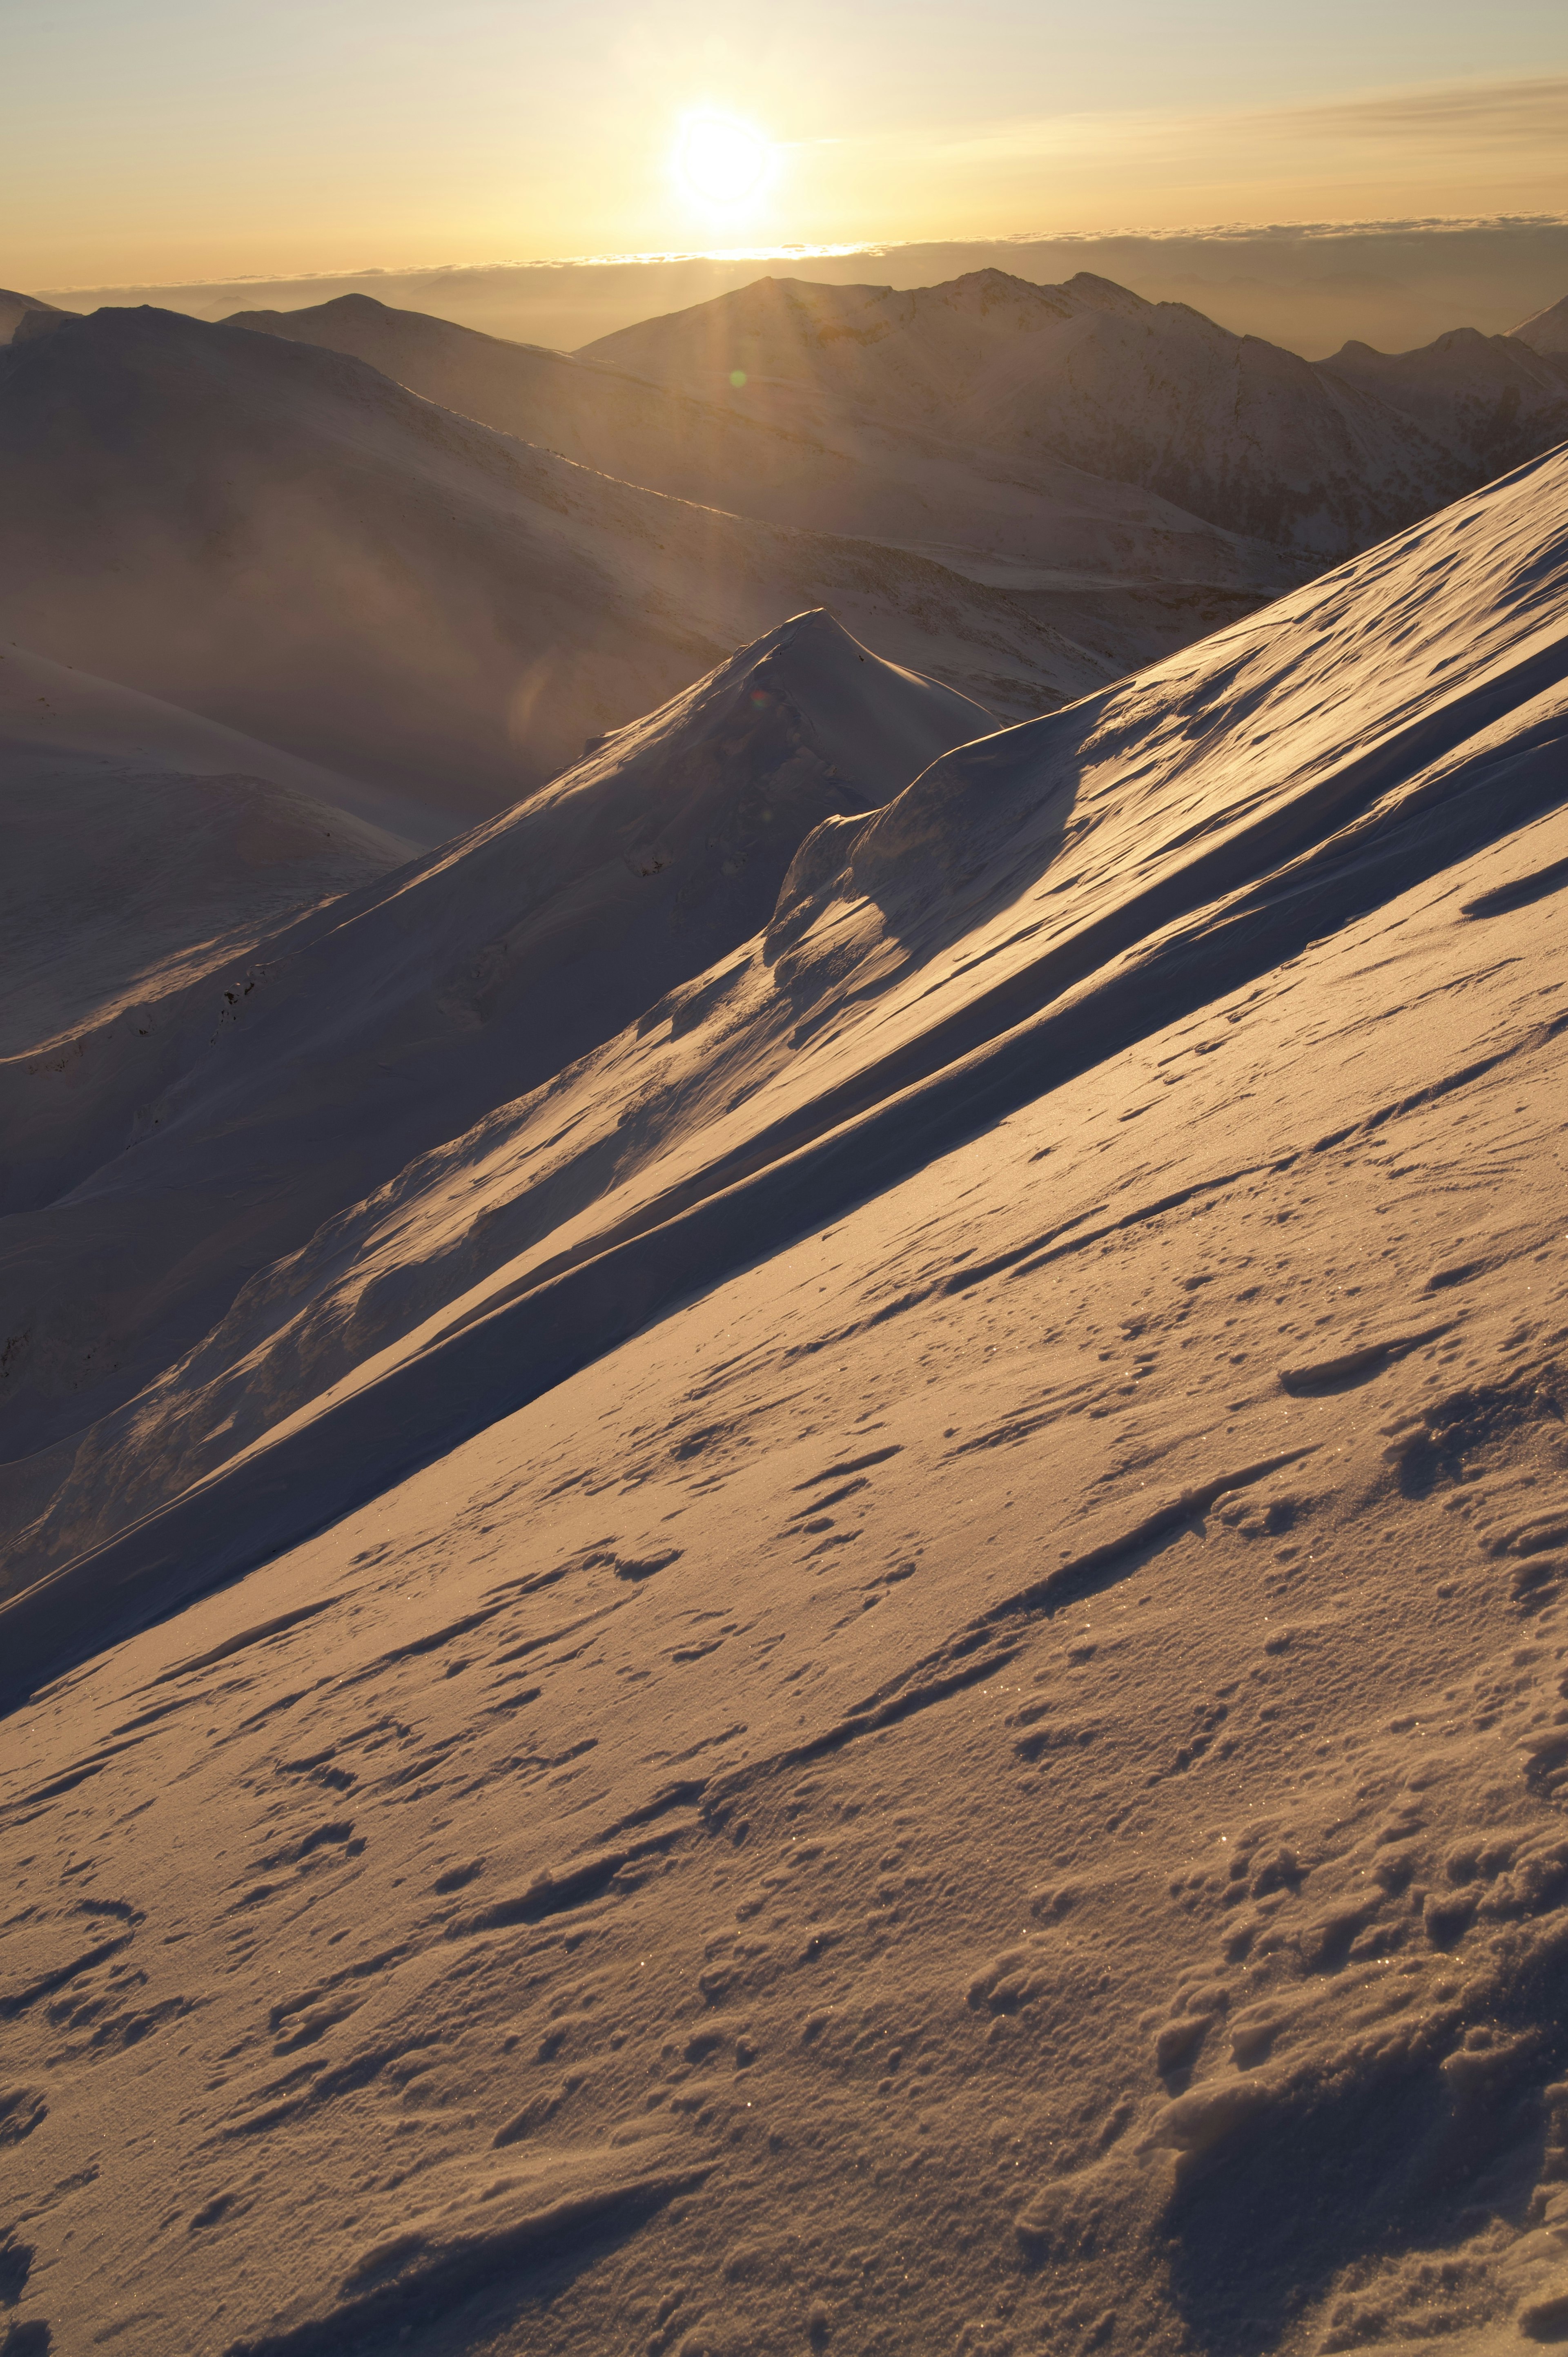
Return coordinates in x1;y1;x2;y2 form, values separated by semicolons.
0;308;1098;824
7;437;1564;1668
0;604;1565;2351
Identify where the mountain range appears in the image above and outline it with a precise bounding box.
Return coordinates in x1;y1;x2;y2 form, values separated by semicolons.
228;282;1299;677
0;303;1102;837
25;220;1568;354
584;268;1568;560
4;266;1564;850
1;384;1566;2357
3;254;1568;2357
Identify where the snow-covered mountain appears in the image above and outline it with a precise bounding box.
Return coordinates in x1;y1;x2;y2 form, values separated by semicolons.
229;289;1298;673
586;268;1568;562
0;306;1102;829
1320;325;1568;479
0;613;990;1574
233;276;1568;690
0;639;417;1057
2;416;1567;2357
581;270;1450;558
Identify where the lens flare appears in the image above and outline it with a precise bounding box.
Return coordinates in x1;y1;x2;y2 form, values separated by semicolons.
676;115;770;209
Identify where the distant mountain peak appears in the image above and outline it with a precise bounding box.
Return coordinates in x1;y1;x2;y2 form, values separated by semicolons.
1060;271;1154;316
0;285;71;346
11;308;68;345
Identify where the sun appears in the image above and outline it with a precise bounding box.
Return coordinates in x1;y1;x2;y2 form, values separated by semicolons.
675;114;771;211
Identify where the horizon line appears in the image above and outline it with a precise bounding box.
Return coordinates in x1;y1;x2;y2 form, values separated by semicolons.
33;208;1568;299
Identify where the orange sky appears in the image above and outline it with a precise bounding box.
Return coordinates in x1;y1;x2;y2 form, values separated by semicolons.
3;0;1565;288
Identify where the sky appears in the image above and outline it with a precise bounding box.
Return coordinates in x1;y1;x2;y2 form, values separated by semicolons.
4;0;1566;289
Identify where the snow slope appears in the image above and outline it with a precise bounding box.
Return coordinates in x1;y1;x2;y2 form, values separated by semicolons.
582;269;1472;561
0;640;419;1056
1512;292;1568;363
7;431;1566;1651
1320;328;1568;482
0;614;990;1555
0;307;1101;824
2;444;1568;2357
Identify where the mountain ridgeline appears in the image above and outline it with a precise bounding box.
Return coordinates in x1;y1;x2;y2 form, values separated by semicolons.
579;267;1568;558
5;255;1568;2357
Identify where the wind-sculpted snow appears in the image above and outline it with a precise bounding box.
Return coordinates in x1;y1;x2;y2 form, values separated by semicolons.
4;443;1566;1691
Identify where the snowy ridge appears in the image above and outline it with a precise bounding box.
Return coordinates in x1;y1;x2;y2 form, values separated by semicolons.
585;267;1568;561
0;615;988;1585
4;439;1566;1691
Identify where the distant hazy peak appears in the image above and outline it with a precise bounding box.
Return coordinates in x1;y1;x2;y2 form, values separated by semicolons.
0;286;69;346
575;267;1175;398
231;289;410;333
1057;271;1155;317
11;308;69;345
1319;325;1568;388
1;299;436;406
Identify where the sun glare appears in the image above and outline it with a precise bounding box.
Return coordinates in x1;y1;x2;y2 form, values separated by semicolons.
675;114;771;211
